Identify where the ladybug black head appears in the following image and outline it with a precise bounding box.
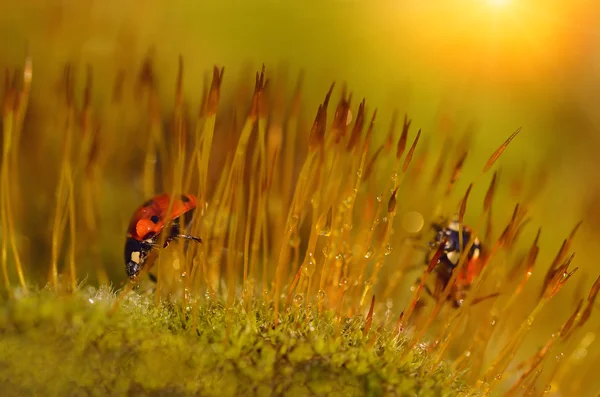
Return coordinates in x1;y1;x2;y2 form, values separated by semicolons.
124;237;152;279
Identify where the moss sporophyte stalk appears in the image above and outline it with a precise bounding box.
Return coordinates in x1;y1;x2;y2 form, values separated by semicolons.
0;54;598;397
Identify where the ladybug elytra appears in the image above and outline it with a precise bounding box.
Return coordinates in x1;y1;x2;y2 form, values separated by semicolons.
124;193;202;280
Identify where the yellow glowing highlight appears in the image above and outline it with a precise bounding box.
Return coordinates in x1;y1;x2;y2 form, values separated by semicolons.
488;0;510;6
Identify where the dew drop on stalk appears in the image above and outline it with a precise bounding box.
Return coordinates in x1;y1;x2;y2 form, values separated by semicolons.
318;226;331;236
376;195;383;202
293;293;304;306
317;289;326;302
339;277;349;289
365;247;374;259
385;244;393;256
303;264;316;277
289;235;301;246
356;168;363;177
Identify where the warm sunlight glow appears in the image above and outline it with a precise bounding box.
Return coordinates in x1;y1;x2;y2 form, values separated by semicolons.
488;0;510;6
396;1;592;85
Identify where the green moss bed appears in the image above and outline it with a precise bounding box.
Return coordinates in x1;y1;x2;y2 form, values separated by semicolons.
0;286;476;397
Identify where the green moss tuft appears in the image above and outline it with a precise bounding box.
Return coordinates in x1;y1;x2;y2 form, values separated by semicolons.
0;288;476;397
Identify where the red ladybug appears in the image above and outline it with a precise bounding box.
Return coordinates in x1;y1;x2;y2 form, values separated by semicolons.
124;193;202;280
421;217;490;308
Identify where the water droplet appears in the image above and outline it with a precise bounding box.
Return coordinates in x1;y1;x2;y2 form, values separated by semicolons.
365;247;374;259
181;272;187;278
302;265;315;277
88;298;94;304
364;280;373;287
390;173;398;182
335;253;343;261
317;289;326;302
464;350;471;357
544;385;551;393
375;218;380;225
385;244;393;256
293;294;304;306
322;244;330;256
339;277;349;289
376;195;383;202
289;235;301;247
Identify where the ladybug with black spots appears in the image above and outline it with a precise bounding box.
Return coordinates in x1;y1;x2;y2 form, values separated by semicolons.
124;193;202;281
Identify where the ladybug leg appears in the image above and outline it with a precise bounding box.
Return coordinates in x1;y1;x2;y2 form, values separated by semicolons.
175;234;202;243
424;284;436;300
163;219;202;247
452;300;462;308
471;292;500;306
163;234;202;248
431;222;444;233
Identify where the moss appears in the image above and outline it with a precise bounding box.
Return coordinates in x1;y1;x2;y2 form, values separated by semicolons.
0;286;474;396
